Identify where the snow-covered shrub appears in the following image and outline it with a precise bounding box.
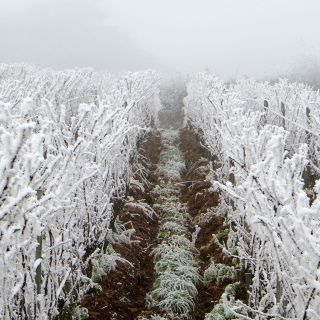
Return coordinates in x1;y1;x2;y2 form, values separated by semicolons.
185;73;320;319
0;64;161;319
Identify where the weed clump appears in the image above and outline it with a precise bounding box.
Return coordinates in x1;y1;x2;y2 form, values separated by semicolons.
204;282;245;320
204;261;237;286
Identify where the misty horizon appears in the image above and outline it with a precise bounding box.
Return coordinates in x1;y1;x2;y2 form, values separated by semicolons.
1;0;320;80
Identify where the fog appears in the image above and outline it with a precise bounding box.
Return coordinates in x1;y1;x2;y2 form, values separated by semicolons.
1;0;319;79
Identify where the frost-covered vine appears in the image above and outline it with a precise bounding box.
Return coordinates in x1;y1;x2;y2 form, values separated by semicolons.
0;64;161;319
185;73;320;319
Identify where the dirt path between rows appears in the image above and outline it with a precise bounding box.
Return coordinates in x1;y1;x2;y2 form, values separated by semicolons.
80;125;241;320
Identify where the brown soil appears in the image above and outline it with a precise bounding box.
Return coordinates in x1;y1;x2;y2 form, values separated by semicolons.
82;212;158;320
179;128;220;217
81;131;161;320
179;128;234;319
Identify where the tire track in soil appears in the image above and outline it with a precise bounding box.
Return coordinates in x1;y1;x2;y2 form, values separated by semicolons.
81;131;162;320
179;128;236;320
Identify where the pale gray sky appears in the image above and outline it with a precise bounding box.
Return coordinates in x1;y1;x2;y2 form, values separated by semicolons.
0;0;319;78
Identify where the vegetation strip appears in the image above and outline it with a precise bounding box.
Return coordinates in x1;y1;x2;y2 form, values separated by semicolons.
140;130;200;320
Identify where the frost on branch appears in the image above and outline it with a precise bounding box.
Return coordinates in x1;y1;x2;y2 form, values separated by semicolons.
185;73;320;319
0;64;161;319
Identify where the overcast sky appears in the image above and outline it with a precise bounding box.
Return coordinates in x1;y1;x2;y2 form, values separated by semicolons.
0;0;319;79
